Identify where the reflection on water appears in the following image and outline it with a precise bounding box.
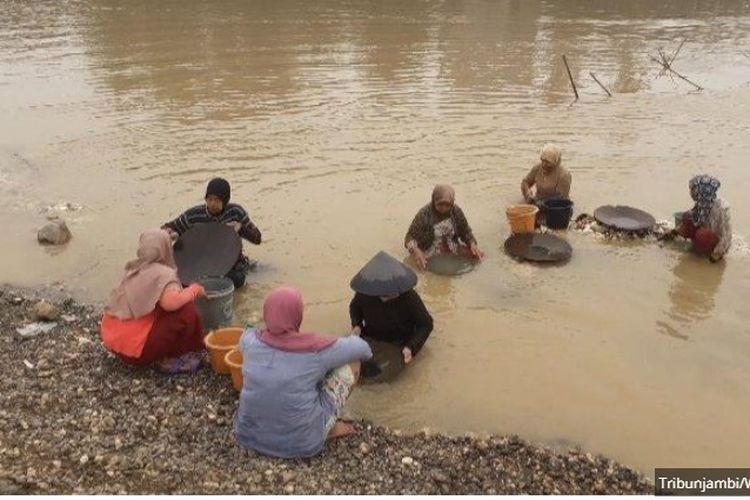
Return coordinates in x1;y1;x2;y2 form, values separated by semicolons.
1;0;750;476
657;252;726;339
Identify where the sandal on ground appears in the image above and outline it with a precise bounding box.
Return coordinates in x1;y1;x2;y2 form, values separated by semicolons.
157;353;202;374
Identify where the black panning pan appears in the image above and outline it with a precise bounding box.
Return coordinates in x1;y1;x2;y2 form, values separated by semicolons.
360;339;406;384
174;222;242;284
593;205;655;232
504;233;572;262
426;252;476;276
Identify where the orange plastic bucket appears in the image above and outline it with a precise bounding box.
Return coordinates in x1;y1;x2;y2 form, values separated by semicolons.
204;327;243;374
224;348;243;391
506;204;539;234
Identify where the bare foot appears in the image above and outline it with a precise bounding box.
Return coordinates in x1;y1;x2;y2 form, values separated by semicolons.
327;421;357;440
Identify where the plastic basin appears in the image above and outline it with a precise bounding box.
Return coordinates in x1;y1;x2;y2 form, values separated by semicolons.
224;348;244;391
204;327;243;374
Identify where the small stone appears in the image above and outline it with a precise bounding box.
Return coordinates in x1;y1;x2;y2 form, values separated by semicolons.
475;440;489;451
431;471;448;483
37;219;72;245
114;438;122;450
79;455;89;464
284;485;295;494
401;456;414;466
359;442;371;455
33;301;60;321
52;460;61;469
281;471;296;483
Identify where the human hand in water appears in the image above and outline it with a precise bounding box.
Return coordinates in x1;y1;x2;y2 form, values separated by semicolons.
226;221;242;233
402;347;413;364
469;242;484;261
412;248;428;270
165;228;179;242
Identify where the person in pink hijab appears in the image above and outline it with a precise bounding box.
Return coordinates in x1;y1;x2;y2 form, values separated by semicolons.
100;229;206;373
234;286;372;458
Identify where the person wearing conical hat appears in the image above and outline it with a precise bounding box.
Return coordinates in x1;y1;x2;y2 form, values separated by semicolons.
405;185;484;271
349;251;433;366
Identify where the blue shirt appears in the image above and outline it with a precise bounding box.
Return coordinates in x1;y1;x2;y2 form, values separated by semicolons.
234;329;372;458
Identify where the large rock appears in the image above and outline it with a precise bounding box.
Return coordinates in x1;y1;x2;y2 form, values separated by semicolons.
37;219;72;245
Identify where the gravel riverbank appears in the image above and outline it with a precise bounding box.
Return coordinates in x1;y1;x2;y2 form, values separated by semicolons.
0;284;652;494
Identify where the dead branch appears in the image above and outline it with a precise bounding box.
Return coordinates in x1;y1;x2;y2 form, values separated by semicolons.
562;55;579;100
589;72;612;97
649;55;703;90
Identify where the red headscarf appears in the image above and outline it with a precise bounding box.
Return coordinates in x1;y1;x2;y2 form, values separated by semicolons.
257;286;337;353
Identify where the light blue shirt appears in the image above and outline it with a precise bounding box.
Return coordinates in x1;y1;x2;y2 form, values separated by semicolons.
234;328;372;458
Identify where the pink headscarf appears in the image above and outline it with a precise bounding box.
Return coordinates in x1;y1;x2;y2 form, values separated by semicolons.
106;229;180;320
257;286;337;353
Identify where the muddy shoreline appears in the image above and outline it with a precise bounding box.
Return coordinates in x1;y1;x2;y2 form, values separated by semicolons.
0;283;651;494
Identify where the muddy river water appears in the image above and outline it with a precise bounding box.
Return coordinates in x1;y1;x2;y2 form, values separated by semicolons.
2;0;750;475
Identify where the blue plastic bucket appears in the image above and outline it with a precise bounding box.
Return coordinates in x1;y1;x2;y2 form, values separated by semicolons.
195;276;235;332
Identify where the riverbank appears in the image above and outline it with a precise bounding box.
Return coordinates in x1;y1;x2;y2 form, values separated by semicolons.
0;284;651;494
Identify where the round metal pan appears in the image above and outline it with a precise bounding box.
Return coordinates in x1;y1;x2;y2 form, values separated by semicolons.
174;222;242;284
360;339;406;384
426;252;476;276
593;205;655;232
504;233;572;262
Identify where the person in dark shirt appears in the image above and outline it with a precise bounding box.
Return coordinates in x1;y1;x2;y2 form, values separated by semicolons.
162;177;262;288
349;251;433;367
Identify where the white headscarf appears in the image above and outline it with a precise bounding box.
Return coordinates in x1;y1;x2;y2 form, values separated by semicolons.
540;143;562;168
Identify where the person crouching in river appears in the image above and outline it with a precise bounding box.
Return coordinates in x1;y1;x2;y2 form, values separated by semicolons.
349;251;433;369
521;143;572;206
100;229;206;374
677;175;732;262
405;184;484;270
234;287;372;458
162;177;261;289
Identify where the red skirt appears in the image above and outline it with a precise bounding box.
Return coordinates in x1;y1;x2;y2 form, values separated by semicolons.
117;303;205;366
678;213;719;257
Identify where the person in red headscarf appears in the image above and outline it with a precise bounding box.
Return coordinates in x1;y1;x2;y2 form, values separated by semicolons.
100;229;206;373
234;286;372;458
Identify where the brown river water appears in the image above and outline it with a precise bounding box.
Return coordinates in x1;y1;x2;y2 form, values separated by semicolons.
2;0;750;475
